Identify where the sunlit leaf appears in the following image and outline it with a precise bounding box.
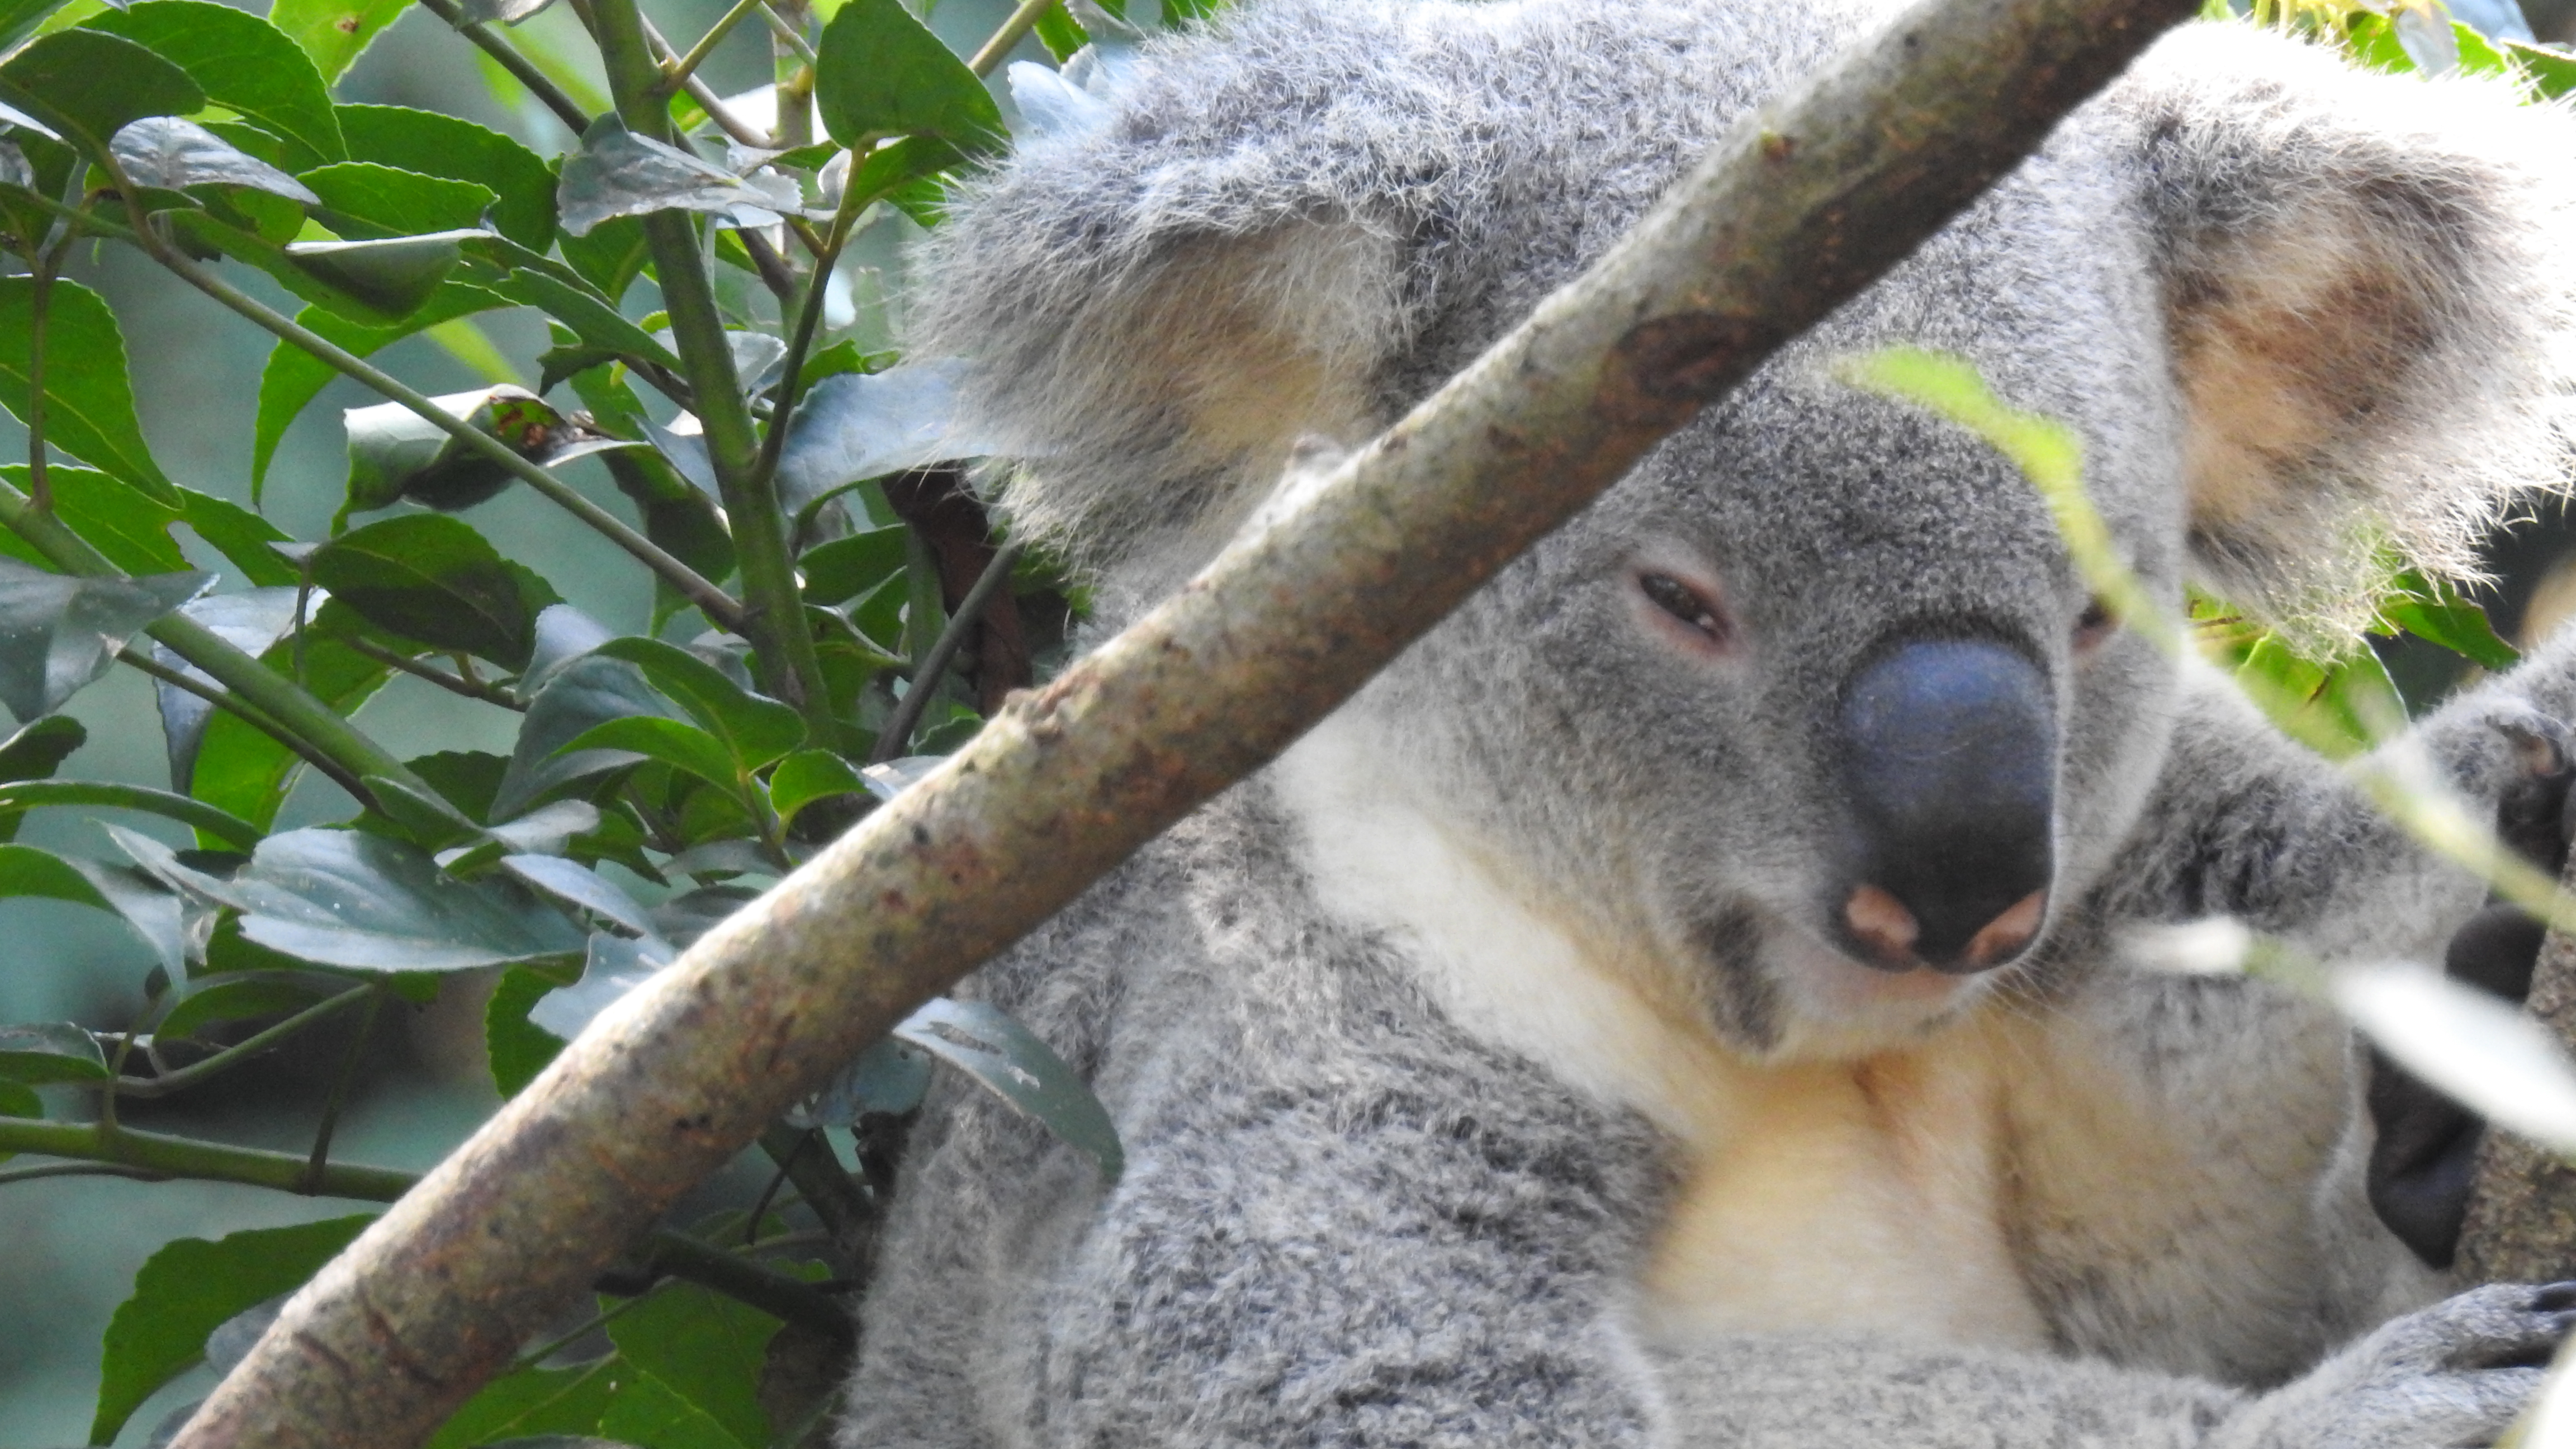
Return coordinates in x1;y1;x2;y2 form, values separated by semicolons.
814;0;1003;151
0;559;209;722
86;0;343;168
0;277;180;504
895;997;1120;1181
110;116;318;202
91;1215;378;1443
2507;37;2576;98
765;749;864;828
267;0;408;82
556;119;803;238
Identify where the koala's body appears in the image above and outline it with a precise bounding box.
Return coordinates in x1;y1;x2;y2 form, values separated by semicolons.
839;2;2576;1445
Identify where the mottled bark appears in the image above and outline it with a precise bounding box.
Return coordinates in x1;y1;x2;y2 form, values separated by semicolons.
172;0;2201;1443
2459;872;2576;1284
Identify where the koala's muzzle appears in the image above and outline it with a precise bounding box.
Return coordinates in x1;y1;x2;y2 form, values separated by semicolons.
1833;639;2055;974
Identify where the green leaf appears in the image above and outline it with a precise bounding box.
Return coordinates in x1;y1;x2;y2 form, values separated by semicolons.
267;0;408;83
596;1371;751;1449
118;825;588;970
85;0;343;169
339;103;555;249
766;749;863;827
815;0;1003;151
154;969;343;1042
187;605;391;829
460;236;684;375
180;486;300;586
301;159;498;239
0;560;210;722
896;997;1121;1181
495;653;676;820
555;119;804;238
590;637;804;772
2191;593;2404;760
0;779;261;847
0;0;79;51
0;464;188;574
92;1215;378;1443
423;1357;622;1449
0;1017;106;1082
0;29;200;145
285;229;478;320
0;712;83;835
561;716;742;795
310;512;551;668
797;525;906;606
252;286;509;496
1031;2;1086;63
485;960;575;1097
0;277;181;504
525;931;669;1041
556;214;648;301
604;1282;780;1449
2506;38;2576;99
2379;569;2519;671
337;385;566;516
110;116;320;203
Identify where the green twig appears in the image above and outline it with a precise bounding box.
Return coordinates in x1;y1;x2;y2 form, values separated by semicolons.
24;264;49;512
759;1;817;64
93;987;378;1101
662;0;768;93
759;1123;869;1249
415;0;595;133
968;0;1055;74
111;647;376;804
300;988;386;1194
872;540;1023;764
341;636;528;711
0;1160;169;1187
0;1116;849;1335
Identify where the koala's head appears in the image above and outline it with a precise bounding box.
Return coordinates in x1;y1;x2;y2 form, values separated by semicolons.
914;3;2576;1060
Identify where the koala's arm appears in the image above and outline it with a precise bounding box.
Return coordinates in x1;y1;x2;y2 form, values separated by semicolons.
2097;634;2576;964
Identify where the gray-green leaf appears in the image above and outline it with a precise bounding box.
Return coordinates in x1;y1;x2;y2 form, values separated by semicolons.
0;560;210;722
556;120;804;238
111;117;319;202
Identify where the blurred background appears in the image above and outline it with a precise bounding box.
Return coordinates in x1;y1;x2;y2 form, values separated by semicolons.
0;0;2570;1443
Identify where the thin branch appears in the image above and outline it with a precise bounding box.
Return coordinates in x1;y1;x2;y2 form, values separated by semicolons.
341;637;528;711
968;0;1055;75
870;539;1023;764
415;0;595;133
759;1;818;65
0;1161;169;1187
110;648;376;803
171;0;2205;1441
663;0;767;93
299;988;385;1194
637;11;777;148
91;986;379;1101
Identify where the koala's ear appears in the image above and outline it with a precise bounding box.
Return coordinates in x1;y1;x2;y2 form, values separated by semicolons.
2116;26;2576;645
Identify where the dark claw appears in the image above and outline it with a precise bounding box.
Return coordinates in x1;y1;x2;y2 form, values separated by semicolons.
2536;1282;2576;1313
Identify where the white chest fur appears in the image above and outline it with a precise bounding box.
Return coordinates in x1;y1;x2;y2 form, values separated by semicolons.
1271;714;2053;1353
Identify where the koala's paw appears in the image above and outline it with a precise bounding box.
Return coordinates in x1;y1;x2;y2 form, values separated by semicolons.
2218;1284;2575;1449
2369;736;2574;1268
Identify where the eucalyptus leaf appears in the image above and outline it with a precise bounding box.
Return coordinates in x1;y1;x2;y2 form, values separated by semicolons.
85;0;344;167
894;998;1121;1180
775;361;998;515
0;277;181;503
814;0;1005;151
115;825;586;971
802;1031;930;1124
0;560;210;722
527;930;673;1040
310;513;553;667
110;117;318;202
557;119;805;238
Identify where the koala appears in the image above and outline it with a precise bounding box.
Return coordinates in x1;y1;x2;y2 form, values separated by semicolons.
838;2;2576;1445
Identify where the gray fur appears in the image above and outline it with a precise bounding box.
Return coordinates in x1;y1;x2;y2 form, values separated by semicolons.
844;2;2576;1444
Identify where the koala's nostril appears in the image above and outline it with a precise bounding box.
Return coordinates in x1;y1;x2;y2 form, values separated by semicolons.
1836;638;2056;975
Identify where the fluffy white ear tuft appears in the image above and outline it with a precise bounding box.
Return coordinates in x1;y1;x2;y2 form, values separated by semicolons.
2120;24;2576;648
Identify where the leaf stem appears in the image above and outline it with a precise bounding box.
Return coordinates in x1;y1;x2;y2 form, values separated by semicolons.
0;1116;851;1334
870;540;1022;764
759;1;817;65
662;0;768;93
299;987;386;1193
93;986;379;1100
757;1123;869;1250
111;647;377;804
969;0;1057;74
340;637;528;711
24;263;49;512
593;0;834;733
414;0;596;133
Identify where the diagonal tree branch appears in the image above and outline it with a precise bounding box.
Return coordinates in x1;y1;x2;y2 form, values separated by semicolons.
172;0;2200;1442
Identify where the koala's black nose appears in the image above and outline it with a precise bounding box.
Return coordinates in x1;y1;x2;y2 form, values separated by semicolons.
1834;638;2056;974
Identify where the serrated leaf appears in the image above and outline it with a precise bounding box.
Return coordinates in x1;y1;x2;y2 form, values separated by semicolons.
310;512;551;667
604;1282;779;1449
484;962;570;1098
301;160;497;239
110;116;318;202
339;102;555;249
814;0;1003;151
179;486;299;586
2507;37;2576;98
252;287;508;495
528;931;671;1042
0;464;188;574
765;749;863;828
0;29;199;145
0;558;209;721
555;120;804;239
774;361;995;517
267;0;408;82
86;0;343;167
590;637;804;772
895;997;1120;1181
119;825;586;971
0;276;180;503
0;1017;106;1081
91;1215;377;1443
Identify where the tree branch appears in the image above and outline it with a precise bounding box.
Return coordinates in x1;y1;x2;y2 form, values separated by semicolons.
173;0;2200;1442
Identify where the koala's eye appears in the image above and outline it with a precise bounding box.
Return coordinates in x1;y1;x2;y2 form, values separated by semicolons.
1639;572;1730;645
2073;597;2116;652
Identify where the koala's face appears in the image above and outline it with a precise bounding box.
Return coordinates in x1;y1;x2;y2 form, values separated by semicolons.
1372;184;2193;1061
